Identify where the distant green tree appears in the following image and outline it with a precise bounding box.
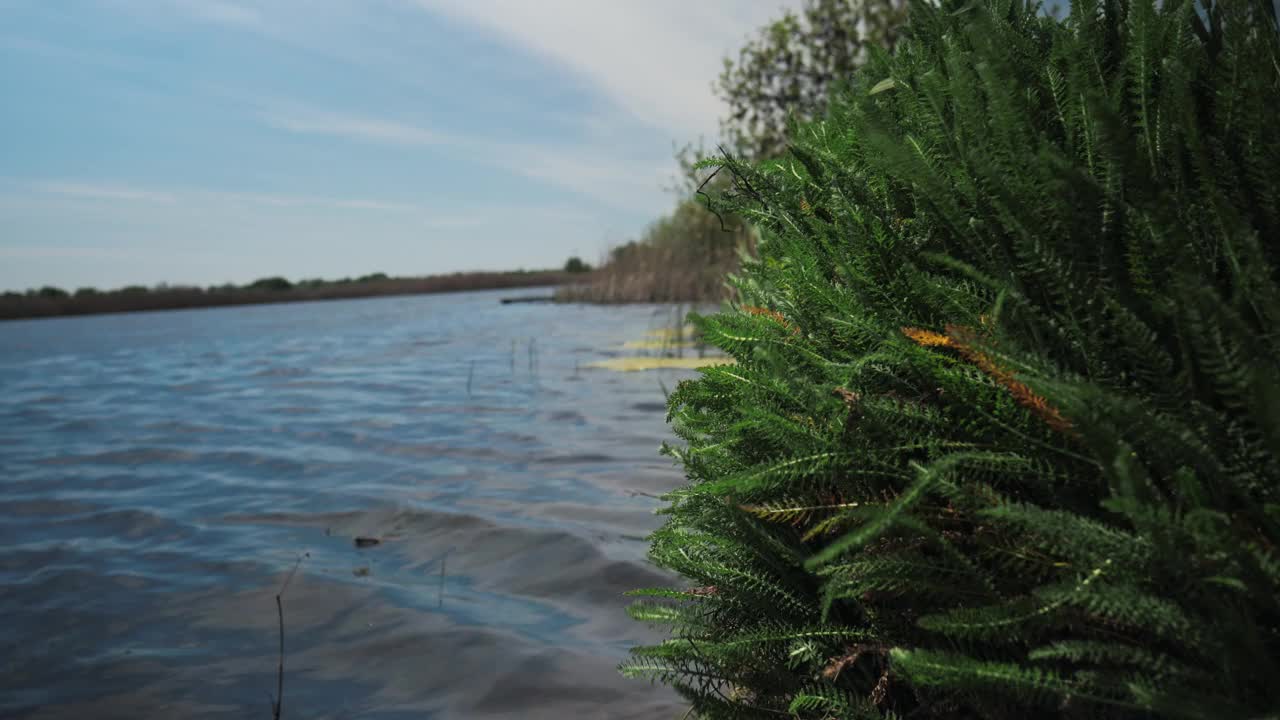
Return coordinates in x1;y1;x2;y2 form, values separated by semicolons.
74;287;99;297
563;256;592;273
119;285;150;295
356;272;389;283
248;276;293;292
37;286;69;299
717;0;908;160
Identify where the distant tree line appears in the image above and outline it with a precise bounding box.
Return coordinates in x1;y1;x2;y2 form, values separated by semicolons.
0;264;586;321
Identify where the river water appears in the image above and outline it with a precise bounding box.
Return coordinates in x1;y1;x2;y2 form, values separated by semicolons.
0;289;696;719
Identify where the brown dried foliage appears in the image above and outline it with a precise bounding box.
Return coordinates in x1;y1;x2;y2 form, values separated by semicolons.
901;324;1075;436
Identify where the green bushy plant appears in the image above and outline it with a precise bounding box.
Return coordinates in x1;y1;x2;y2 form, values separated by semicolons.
623;0;1280;717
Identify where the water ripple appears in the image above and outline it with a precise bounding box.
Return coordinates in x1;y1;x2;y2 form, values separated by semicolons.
0;290;699;718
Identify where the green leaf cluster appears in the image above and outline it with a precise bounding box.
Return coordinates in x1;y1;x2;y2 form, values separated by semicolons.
624;0;1280;717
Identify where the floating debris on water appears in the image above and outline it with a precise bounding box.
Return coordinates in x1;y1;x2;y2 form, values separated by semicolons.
353;536;381;548
644;326;698;339
621;339;701;350
353;566;371;577
585;357;733;372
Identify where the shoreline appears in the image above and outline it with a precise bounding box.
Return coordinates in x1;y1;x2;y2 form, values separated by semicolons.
0;270;577;322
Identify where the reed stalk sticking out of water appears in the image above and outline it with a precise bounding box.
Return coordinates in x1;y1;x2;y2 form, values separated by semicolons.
271;553;307;720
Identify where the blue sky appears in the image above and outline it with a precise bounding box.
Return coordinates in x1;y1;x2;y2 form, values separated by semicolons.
0;0;797;291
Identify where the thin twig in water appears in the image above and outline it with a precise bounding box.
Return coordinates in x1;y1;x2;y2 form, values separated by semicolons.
466;360;475;397
272;552;308;720
438;547;451;609
627;489;663;500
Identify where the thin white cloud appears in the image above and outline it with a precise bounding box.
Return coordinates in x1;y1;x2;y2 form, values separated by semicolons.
330;198;421;212
261;107;446;146
0;245;142;261
92;0;264;31
492;140;671;211
6;178;594;226
13;179;416;213
410;0;795;137
0;35;139;69
257;102;669;214
31;181;176;204
159;0;262;27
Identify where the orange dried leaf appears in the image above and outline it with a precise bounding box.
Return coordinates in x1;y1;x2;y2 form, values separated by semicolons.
743;305;800;336
902;327;953;347
905;324;1075;436
945;325;1075;436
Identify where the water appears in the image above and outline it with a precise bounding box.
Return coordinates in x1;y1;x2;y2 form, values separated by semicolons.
0;289;698;719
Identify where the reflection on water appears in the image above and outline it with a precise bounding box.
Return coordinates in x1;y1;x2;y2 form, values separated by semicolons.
0;289;696;719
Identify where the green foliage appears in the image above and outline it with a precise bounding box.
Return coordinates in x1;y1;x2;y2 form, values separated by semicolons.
248;276;294;292
626;0;1280;717
563;256;592;273
717;0;909;160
